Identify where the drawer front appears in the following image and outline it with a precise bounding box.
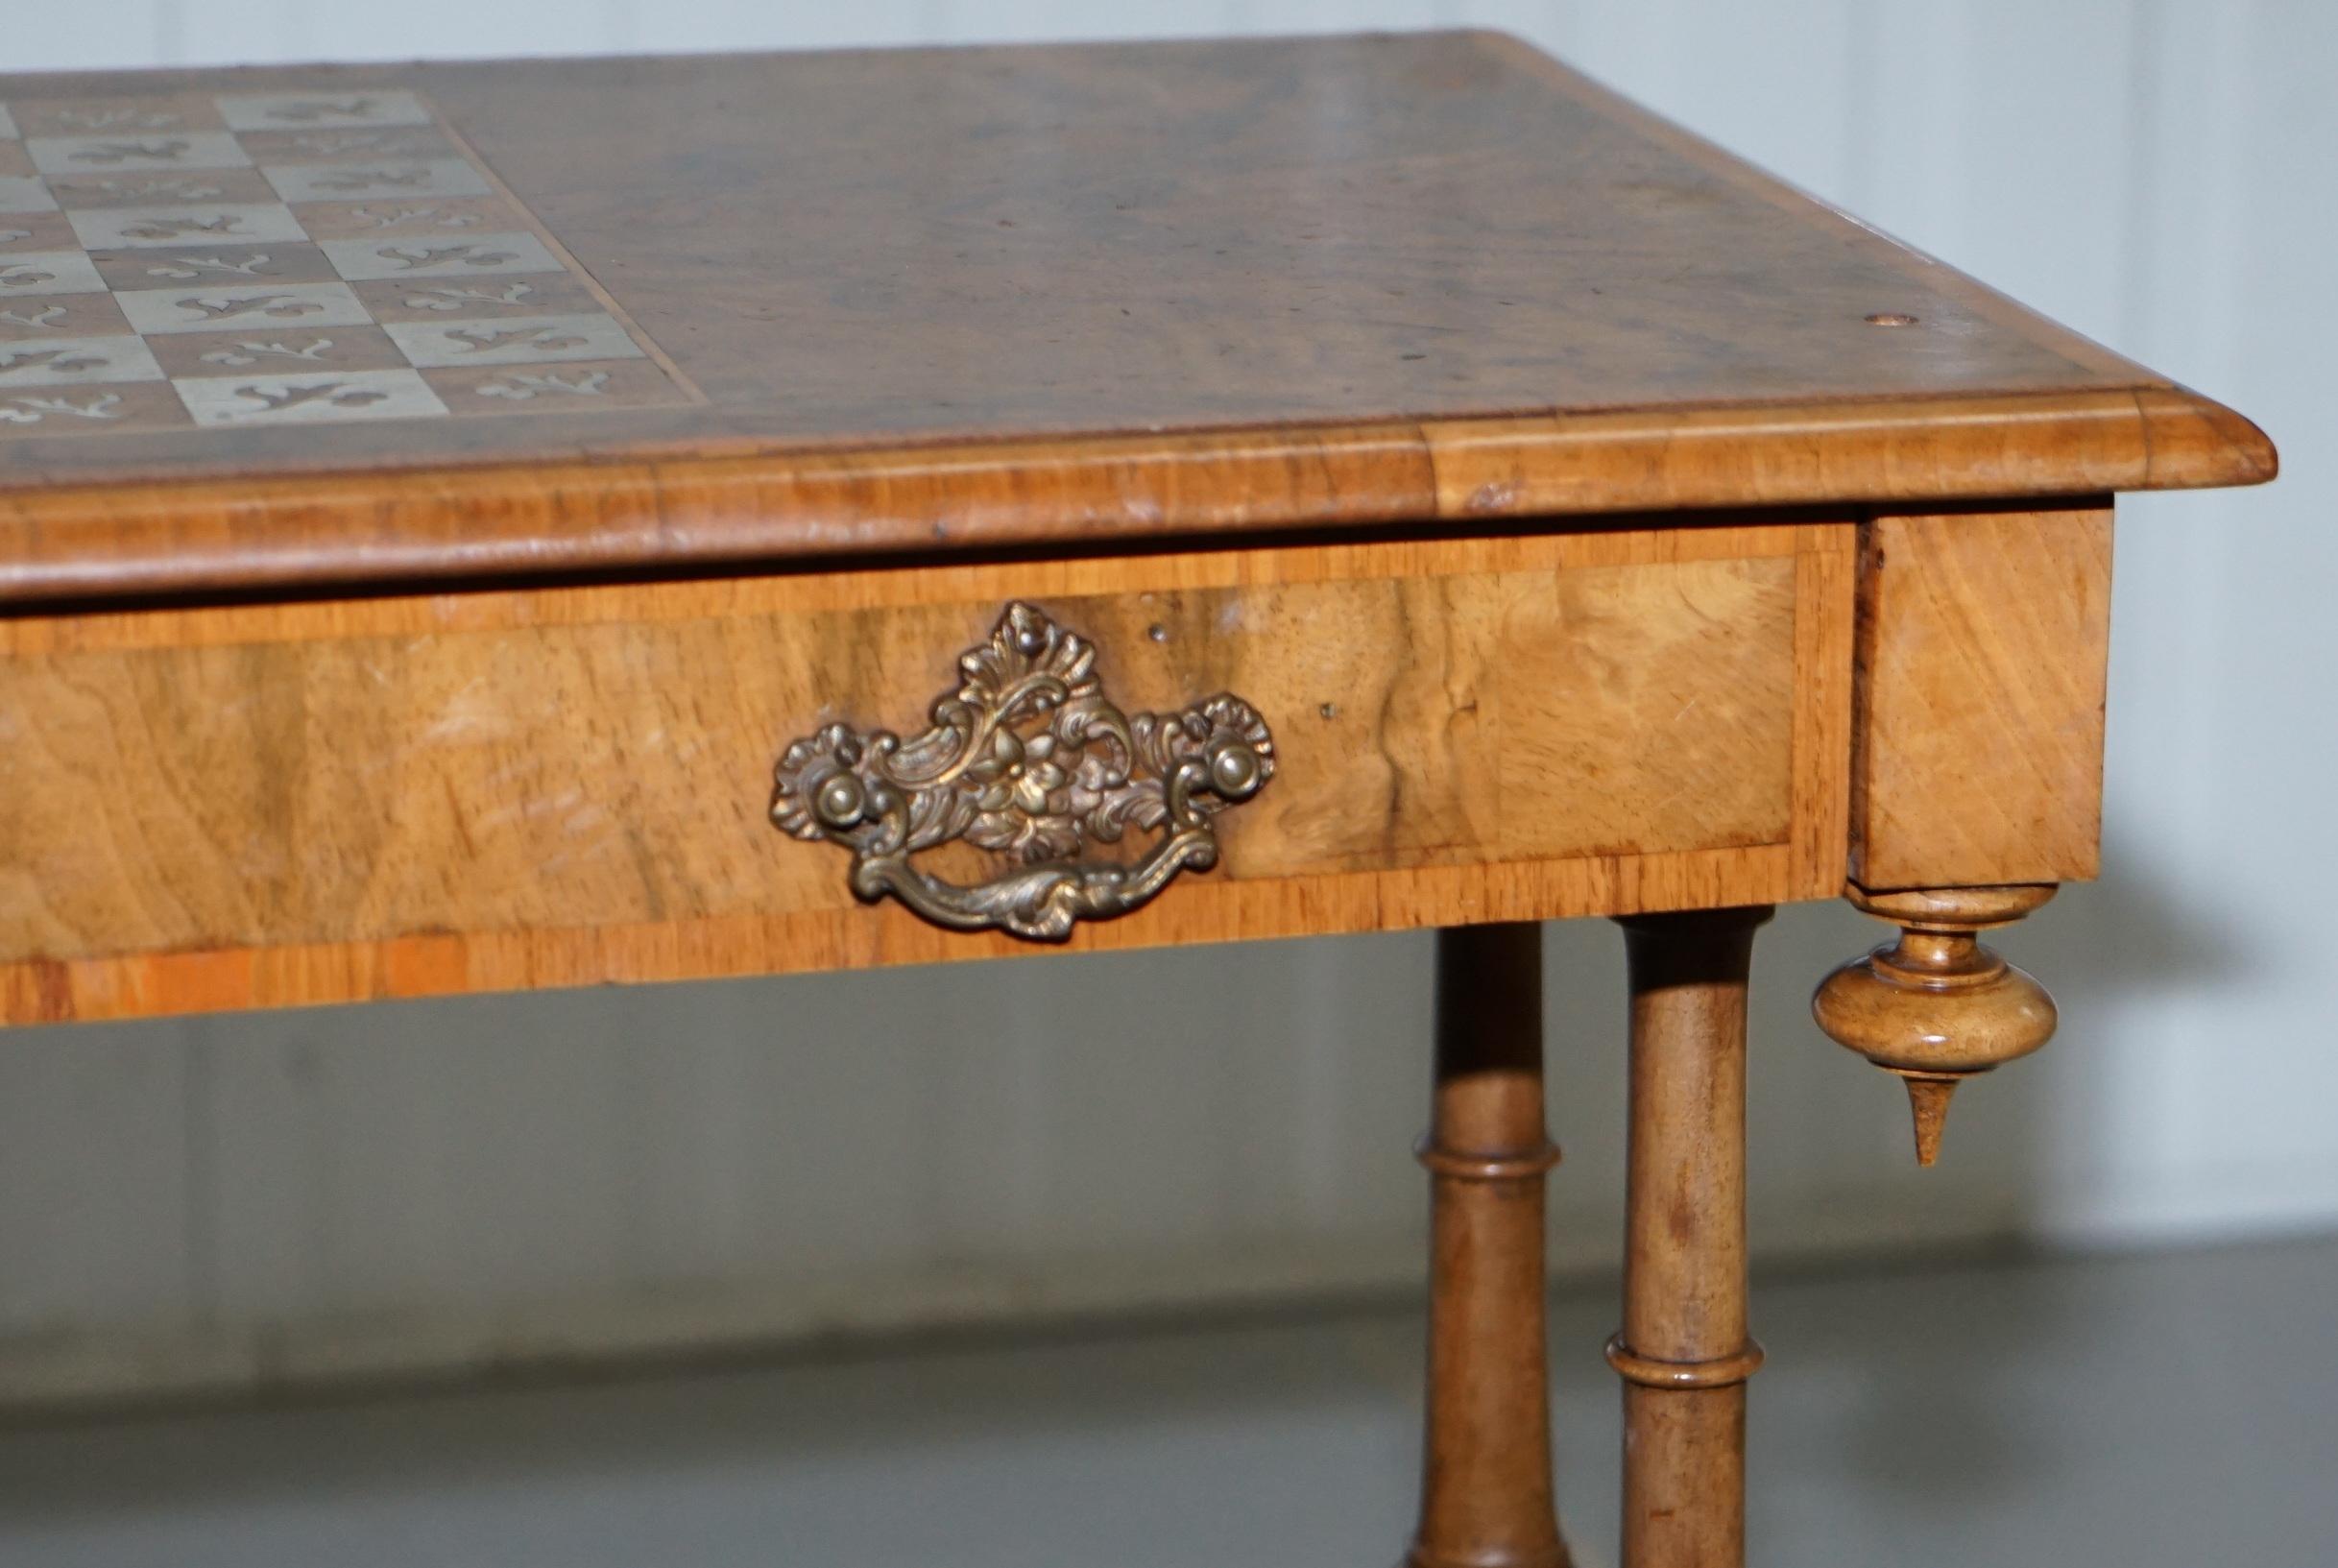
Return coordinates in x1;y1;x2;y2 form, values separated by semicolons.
0;521;1851;1023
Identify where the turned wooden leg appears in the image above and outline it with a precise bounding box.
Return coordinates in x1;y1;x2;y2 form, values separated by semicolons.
1813;884;2059;1165
1410;922;1570;1568
1610;906;1772;1568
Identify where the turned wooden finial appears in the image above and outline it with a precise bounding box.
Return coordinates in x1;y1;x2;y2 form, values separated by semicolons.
1811;884;2059;1167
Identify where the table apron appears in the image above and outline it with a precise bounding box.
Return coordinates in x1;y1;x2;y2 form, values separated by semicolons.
0;517;1863;1023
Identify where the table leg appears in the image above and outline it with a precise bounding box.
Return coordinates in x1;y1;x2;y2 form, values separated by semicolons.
1609;906;1773;1568
1409;922;1570;1568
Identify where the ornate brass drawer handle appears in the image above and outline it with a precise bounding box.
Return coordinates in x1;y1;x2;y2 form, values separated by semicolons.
771;602;1274;941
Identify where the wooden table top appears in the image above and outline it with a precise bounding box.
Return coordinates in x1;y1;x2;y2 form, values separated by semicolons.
0;32;2272;602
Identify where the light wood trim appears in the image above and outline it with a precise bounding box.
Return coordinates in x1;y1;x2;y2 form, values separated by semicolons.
1424;388;2266;521
2;847;1791;1027
1789;524;1856;894
0;388;2265;606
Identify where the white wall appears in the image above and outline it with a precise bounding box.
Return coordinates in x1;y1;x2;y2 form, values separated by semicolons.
3;0;2331;1402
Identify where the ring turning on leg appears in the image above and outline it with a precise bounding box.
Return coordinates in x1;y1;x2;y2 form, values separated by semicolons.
1409;923;1571;1568
1603;1335;1766;1391
1613;906;1772;1568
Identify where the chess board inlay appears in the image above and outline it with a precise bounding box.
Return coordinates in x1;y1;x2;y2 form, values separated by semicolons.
0;87;688;437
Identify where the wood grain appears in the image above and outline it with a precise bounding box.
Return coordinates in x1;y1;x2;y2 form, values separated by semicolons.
1849;503;2113;889
1813;884;2060;1167
1611;906;1772;1568
0;33;2273;603
0;393;2268;606
1411;923;1569;1568
0;520;1855;1024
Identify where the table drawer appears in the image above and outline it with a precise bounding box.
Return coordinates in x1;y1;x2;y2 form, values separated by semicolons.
0;520;1852;1023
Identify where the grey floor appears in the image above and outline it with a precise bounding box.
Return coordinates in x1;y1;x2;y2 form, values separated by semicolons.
1;1237;2333;1568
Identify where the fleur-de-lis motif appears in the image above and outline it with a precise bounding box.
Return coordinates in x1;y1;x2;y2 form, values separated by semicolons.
54;179;227;203
0;304;67;331
68;139;192;165
309;166;433;193
200;338;336;368
0;348;108;375
445;324;588;354
377;244;520;273
0;265;59;289
266;99;378;124
180;294;326;322
146;253;278;280
477;370;611;400
347;205;478;231
287;131;422;157
56;108;181;131
404;282;535;311
119;215;247;241
0;392;124;423
343;205;471;233
233;381;388;413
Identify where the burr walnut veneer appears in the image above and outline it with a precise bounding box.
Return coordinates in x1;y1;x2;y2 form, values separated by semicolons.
0;33;2273;1568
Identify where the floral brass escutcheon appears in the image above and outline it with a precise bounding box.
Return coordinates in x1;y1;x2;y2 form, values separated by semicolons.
770;603;1275;941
